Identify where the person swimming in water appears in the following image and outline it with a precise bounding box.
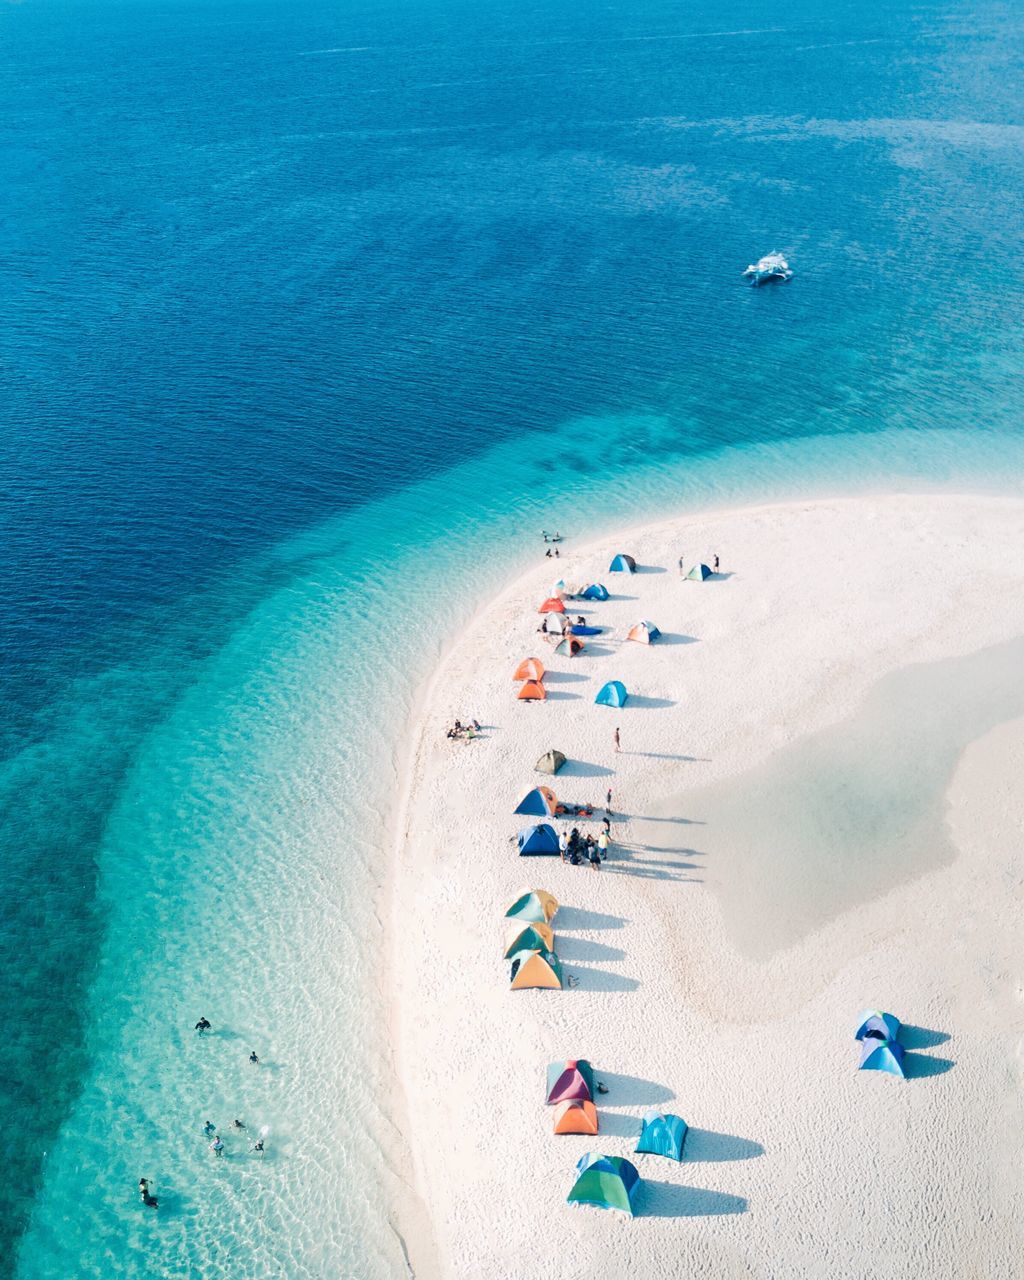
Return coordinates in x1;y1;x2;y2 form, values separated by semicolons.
210;1136;225;1157
203;1120;216;1138
194;1017;211;1035
252;1139;265;1159
232;1119;246;1131
249;1051;260;1067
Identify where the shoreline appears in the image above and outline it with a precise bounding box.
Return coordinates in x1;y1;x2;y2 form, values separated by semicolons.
389;492;1024;1278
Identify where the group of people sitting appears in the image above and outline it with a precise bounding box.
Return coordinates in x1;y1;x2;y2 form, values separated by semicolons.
561;825;610;870
445;718;481;741
554;800;596;818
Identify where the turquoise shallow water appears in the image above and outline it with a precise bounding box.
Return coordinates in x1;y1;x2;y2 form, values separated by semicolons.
3;0;1024;1273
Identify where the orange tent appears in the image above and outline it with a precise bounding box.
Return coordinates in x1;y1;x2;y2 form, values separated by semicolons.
538;597;566;614
513;657;546;681
518;680;547;701
553;1100;599;1135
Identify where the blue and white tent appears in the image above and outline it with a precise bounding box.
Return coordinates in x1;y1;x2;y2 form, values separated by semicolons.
608;554;636;574
635;1111;687;1161
595;680;628;708
581;583;609;601
517;822;561;856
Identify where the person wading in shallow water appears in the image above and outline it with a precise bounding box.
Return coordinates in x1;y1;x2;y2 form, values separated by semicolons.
194;1017;211;1036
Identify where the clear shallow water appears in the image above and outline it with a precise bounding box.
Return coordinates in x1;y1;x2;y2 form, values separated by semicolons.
2;0;1024;1274
661;636;1024;960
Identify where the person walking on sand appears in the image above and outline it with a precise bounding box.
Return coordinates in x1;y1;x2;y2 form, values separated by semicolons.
613;726;620;753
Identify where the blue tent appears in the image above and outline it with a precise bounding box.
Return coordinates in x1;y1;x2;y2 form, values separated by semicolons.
595;680;628;708
859;1039;907;1078
514;787;557;817
608;554;636;574
854;1009;901;1043
581;583;609;601
686;563;712;581
635;1111;687;1161
517;823;560;856
567;1153;641;1216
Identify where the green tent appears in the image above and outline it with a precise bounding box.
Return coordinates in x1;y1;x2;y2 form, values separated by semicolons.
567;1153;641;1216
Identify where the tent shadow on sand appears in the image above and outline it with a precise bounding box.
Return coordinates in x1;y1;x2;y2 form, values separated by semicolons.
566;966;640;993
633;565;667;574
654;633;701;645
900;1024;951;1050
544;690;583;701
594;1071;675;1106
641;1183;748;1218
904;1052;955;1078
622;695;676;710
684;1129;765;1162
555;907;627;931
542;670;590;683
557;936;627;963
558;759;615;778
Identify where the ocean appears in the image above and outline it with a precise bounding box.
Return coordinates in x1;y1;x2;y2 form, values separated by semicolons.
2;0;1023;1274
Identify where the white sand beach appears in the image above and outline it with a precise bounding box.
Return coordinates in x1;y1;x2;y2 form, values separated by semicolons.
390;495;1024;1280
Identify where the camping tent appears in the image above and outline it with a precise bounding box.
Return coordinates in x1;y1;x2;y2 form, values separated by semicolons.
854;1010;901;1043
567;1154;641;1216
608;554;636;574
581;583;609;601
518;680;547;701
542;614;570;635
505;889;559;924
517;823;560;855
595;680;628;708
538;597;566;614
626;620;661;645
546;1059;596;1105
514;786;557;816
513;657;545;681
509;949;563;990
503;921;555;958
859;1040;907;1078
535;749;567;775
553;1100;599;1135
554;636;585;658
686;563;712;581
635;1111;687;1161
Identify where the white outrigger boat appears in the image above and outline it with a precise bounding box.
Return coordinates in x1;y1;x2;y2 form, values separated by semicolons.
743;252;792;285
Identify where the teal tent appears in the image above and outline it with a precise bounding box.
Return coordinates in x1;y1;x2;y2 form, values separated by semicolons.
517;823;560;855
859;1040;907;1077
609;554;636;574
686;563;712;580
595;680;628;708
635;1111;687;1161
567;1153;641;1216
581;583;609;601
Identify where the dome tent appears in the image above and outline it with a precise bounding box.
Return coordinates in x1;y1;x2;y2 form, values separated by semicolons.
567;1153;641;1216
635;1111;687;1161
854;1010;901;1043
553;1100;599;1135
538;597;566;614
503;921;555;958
581;583;609;600
505;890;559;925
686;563;712;581
554;636;585;658
513;657;545;681
608;554;636;574
626;620;661;645
595;680;628;708
509;949;563;990
517;823;560;855
514;786;557;817
546;1059;596;1105
518;680;547;701
535;749;567;775
859;1039;907;1077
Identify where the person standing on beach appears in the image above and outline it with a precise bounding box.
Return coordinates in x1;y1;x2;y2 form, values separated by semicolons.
713;553;720;572
678;555;685;577
558;831;568;862
598;830;609;860
613;727;620;753
605;789;613;815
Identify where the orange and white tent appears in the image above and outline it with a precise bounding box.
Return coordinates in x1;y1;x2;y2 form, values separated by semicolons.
518;680;547;701
538;597;566;614
513;657;546;681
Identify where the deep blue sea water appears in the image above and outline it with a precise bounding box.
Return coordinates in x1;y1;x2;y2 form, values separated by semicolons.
2;0;1024;1274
